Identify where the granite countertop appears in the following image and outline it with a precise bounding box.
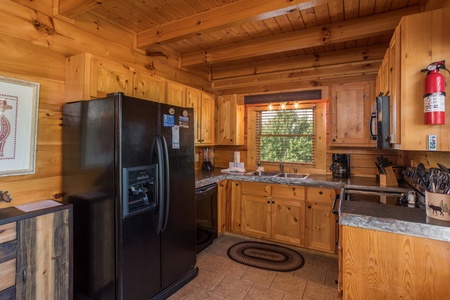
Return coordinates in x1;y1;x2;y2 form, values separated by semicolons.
196;168;450;243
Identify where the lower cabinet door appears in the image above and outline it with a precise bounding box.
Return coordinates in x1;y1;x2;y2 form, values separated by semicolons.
305;202;336;253
16;209;70;300
241;194;271;239
271;198;304;246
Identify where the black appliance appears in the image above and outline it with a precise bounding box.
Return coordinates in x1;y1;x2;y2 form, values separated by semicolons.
370;95;391;149
201;147;214;171
195;183;218;253
330;154;351;178
62;93;198;300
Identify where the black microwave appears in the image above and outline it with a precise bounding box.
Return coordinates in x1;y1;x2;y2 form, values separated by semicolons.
369;95;390;149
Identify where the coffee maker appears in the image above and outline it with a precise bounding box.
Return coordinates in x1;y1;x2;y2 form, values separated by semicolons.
330;154;350;178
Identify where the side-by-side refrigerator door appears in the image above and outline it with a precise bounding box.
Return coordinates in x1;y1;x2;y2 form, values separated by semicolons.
158;103;196;288
120;96;162;299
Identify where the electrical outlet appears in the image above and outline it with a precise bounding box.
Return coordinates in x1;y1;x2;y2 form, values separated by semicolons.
428;135;437;151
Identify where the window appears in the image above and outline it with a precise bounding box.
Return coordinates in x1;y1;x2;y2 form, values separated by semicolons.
255;105;315;164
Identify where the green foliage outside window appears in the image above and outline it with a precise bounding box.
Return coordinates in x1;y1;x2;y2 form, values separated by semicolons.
257;108;315;164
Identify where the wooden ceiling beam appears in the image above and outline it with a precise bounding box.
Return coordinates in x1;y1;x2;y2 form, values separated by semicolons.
58;0;109;19
181;6;419;67
211;44;388;80
217;74;378;95
211;60;381;91
136;0;335;48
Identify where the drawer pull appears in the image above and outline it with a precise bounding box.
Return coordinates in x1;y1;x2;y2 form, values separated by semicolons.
23;267;27;283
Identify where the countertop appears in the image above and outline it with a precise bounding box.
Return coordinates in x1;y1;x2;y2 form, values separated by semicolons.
196;168;450;243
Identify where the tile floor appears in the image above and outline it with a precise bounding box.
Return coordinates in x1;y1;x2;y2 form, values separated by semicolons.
169;234;339;300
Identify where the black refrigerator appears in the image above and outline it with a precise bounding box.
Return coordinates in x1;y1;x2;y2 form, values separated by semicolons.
62;93;198;300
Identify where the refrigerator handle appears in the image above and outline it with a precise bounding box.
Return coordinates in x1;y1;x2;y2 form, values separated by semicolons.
161;135;171;232
152;136;165;234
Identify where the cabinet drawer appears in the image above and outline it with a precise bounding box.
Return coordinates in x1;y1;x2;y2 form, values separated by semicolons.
306;188;336;204
272;185;305;201
0;223;16;244
241;182;271;197
0;258;16;292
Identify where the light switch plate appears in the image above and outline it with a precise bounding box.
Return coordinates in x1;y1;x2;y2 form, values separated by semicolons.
428;135;437;151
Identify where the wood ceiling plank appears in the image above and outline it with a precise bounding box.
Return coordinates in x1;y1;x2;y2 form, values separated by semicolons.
59;0;109;19
343;0;359;19
137;0;336;47
210;44;387;79
181;6;418;67
286;8;306;30
314;3;332;25
328;0;345;22
358;0;376;17
301;7;318;28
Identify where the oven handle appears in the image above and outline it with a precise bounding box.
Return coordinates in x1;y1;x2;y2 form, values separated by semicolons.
332;187;346;215
196;184;217;195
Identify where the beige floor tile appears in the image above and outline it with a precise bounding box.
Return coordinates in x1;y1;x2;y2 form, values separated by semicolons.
185;288;226;300
190;269;225;291
204;243;230;257
299;251;316;268
325;270;339;288
215;259;250;278
212;276;253;300
196;253;227;272
293;264;326;284
168;283;196;299
282;294;303;300
270;273;307;297
243;285;284;300
313;255;338;271
241;267;277;288
302;281;338;300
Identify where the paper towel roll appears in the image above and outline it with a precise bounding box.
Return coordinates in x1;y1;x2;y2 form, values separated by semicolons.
233;151;240;163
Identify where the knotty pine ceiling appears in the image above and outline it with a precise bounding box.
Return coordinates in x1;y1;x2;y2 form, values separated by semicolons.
58;0;444;94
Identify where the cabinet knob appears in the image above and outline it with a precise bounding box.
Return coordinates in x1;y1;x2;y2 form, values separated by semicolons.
319;191;323;195
272;201;275;204
308;205;312;209
267;200;270;204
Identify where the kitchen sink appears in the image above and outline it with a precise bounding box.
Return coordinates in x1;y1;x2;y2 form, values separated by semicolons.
277;173;310;179
245;171;281;177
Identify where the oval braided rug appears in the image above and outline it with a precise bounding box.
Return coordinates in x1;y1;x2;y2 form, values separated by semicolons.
227;241;304;272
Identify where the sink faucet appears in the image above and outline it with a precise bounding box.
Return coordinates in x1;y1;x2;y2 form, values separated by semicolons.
279;163;284;174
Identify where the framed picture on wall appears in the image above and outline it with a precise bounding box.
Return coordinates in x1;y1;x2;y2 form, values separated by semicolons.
0;76;40;176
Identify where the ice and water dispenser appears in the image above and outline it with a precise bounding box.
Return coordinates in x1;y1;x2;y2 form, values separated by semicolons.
122;165;157;217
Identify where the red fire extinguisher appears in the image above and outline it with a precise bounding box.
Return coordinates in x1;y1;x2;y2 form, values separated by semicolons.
421;61;450;125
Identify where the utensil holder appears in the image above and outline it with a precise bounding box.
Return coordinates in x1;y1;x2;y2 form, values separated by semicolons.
380;166;398;187
425;191;450;221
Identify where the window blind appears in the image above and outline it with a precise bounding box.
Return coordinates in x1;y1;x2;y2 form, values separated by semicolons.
255;107;316;164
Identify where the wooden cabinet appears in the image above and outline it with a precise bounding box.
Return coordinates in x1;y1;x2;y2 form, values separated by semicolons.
133;71;165;102
271;185;305;246
66;52;134;101
166;81;186;107
0;222;16;298
376;8;450;150
217;180;228;235
305;187;337;253
216;94;244;145
186;88;215;145
330;82;375;147
240;182;305;247
340;225;450;299
0;205;71;300
230;181;242;233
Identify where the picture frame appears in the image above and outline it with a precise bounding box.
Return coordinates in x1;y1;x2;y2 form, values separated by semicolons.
0;76;40;176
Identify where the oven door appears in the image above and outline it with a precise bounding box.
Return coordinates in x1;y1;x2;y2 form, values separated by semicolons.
195;183;218;253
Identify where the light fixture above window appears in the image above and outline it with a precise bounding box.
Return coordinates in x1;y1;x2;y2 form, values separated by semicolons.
268;103;273;110
280;102;286;110
294;101;299;109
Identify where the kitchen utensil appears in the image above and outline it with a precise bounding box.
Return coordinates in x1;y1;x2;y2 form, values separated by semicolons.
437;163;450;173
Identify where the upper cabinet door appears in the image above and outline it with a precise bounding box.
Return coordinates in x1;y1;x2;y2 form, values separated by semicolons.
216;94;244;145
166;81;186;107
66;53;134;101
200;93;215;145
133;72;165;102
330;82;375;147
